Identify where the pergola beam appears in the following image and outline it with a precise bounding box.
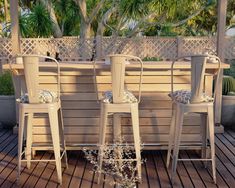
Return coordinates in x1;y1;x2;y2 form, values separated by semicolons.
9;0;20;55
215;0;228;127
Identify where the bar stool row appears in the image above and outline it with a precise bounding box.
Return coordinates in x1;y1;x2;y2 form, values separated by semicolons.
15;54;221;185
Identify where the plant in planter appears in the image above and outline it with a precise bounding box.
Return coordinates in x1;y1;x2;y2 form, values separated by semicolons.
221;75;235;130
142;56;163;61
0;71;16;127
83;138;144;188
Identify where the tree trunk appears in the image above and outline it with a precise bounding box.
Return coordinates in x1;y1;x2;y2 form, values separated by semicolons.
80;20;91;39
39;0;63;38
78;0;91;39
4;0;10;23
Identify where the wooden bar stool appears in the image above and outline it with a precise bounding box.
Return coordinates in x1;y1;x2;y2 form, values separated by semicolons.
166;55;221;184
96;54;143;184
16;55;68;185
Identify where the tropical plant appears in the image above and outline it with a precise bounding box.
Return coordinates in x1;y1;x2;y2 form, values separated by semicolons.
24;3;53;37
0;71;14;95
222;76;235;95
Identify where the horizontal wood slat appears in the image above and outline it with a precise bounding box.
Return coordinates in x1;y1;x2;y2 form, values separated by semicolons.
10;66;214;148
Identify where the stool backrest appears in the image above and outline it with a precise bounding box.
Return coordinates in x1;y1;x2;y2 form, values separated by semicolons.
16;55;60;104
108;54;143;103
190;56;207;103
171;54;221;103
23;56;39;103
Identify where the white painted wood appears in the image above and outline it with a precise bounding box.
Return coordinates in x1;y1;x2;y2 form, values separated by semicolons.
98;55;143;184
26;113;33;169
17;55;67;185
168;55;219;184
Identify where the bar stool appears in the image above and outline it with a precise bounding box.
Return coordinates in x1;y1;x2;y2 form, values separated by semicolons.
166;55;221;184
16;55;68;185
96;54;143;183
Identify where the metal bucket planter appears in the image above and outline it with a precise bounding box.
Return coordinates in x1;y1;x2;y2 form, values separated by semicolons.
0;95;16;127
221;95;235;130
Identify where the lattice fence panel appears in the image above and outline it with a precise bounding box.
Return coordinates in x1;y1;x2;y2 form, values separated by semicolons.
1;36;235;61
0;38;12;58
101;37;125;56
21;37;94;61
180;37;216;57
143;37;177;60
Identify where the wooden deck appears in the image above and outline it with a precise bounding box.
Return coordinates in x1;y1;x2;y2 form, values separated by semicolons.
0;128;235;188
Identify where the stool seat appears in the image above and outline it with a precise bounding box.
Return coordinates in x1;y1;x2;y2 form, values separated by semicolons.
169;90;213;104
103;90;137;103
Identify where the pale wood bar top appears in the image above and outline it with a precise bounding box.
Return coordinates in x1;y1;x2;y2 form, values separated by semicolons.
3;61;230;70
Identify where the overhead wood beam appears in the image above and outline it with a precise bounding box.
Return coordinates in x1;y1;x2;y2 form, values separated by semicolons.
9;0;20;55
215;0;228;126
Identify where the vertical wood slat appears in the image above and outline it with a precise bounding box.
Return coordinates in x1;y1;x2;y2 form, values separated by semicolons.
9;0;20;55
215;0;228;125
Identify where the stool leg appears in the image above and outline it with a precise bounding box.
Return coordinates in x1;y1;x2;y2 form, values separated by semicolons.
26;113;33;169
208;106;216;184
48;108;62;185
98;103;108;184
131;104;142;182
171;105;184;183
167;103;176;168
58;108;68;169
18;107;25;181
200;113;207;168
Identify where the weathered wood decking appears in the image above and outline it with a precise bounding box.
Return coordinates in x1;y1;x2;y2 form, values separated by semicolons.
0;128;235;188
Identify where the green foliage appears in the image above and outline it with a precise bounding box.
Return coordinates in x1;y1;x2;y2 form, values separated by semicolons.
19;3;53;37
142;56;163;61
53;0;80;36
224;60;235;78
28;3;53;37
222;76;235;95
0;71;14;95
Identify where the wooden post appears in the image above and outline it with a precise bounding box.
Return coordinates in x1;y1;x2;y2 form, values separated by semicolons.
215;0;227;128
9;0;20;55
9;0;20;130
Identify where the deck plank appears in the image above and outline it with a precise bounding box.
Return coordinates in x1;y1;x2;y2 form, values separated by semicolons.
151;151;171;188
144;151;160;188
0;129;234;187
180;151;206;188
186;150;217;188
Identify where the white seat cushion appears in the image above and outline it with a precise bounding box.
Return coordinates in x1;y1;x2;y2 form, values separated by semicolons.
169;90;213;104
17;90;58;103
103;90;137;103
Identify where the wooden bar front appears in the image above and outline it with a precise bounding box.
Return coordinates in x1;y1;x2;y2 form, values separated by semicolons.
3;61;229;150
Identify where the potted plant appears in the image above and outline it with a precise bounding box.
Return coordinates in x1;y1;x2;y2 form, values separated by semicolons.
221;75;235;130
83;138;144;188
0;71;16;128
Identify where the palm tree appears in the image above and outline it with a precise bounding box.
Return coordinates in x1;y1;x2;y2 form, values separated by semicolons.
27;3;53;37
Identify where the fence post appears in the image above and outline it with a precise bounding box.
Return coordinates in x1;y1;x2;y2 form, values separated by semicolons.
215;0;227;130
177;36;183;58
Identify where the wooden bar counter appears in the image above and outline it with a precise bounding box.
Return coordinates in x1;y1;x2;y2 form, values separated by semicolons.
3;61;230;150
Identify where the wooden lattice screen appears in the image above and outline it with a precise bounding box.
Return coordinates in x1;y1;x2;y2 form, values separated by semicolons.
0;36;235;60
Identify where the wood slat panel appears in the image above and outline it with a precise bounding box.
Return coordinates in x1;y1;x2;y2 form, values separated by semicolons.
32;116;201;126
